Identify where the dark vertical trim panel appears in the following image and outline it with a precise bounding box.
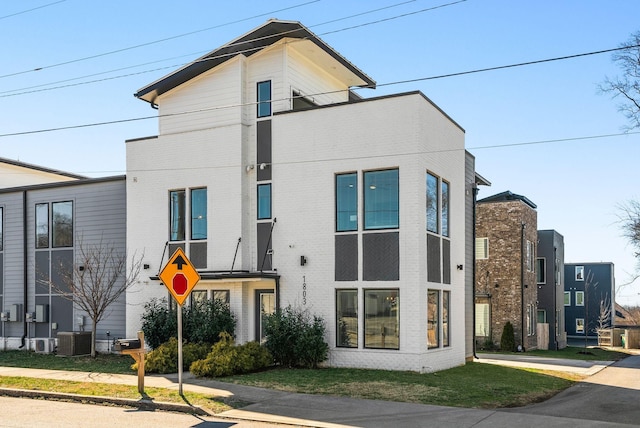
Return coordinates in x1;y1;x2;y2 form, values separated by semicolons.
427;234;441;283
257;120;272;181
335;234;358;281
257;222;273;271
363;232;399;281
443;239;451;284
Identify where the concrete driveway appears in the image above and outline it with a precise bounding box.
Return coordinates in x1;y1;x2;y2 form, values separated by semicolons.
501;355;640;426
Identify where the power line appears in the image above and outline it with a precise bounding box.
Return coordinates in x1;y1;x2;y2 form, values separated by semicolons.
2;39;637;137
0;0;321;79
0;0;457;96
0;0;65;20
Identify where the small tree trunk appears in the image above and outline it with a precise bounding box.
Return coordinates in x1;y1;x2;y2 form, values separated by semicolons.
91;322;97;358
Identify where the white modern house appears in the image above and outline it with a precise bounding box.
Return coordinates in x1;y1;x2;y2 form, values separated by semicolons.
126;19;468;372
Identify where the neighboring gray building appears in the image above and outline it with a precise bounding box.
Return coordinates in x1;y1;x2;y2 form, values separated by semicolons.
0;175;127;352
565;262;615;339
536;230;566;350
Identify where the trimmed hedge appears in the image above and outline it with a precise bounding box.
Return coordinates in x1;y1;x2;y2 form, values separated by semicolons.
141;337;211;374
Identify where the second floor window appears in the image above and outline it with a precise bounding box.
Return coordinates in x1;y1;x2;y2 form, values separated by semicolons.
336;173;357;232
364;169;399;230
170;188;207;242
257;184;272;220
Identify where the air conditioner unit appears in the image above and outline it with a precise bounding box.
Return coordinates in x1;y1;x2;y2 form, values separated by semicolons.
35;339;53;354
57;332;92;356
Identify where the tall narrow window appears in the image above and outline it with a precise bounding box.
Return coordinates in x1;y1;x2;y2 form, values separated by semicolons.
36;203;49;249
575;291;584;306
441;180;449;237
364;289;399;349
257;80;272;118
442;290;450;347
364;169;399;230
52;201;73;248
169;190;185;241
336;173;357;231
427;289;440;349
190;188;207;240
575;265;584;281
336;289;358;348
426;172;439;233
564;291;571;306
257;184;272;219
536;258;546;283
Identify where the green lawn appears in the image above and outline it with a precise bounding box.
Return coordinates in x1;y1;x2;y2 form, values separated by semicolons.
482;346;629;361
0;350;134;373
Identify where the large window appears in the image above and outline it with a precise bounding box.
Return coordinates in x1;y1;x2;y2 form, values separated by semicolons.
190;188;207;240
257;80;272;118
336;173;357;232
364;169;399;230
35;203;49;248
364;289;399;349
257;184;272;220
336;289;358;348
426;172;439;233
52;201;73;248
169;190;186;241
427;290;440;348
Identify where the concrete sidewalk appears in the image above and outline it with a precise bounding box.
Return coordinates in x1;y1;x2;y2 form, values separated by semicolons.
0;357;637;427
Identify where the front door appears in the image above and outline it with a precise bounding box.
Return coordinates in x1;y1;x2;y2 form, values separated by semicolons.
255;289;275;342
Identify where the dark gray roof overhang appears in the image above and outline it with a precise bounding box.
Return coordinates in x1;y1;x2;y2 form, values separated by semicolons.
135;20;376;103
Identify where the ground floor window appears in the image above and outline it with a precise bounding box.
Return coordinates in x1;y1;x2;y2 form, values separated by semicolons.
336;289;358;348
427;290;440;348
443;290;450;347
576;318;585;333
364;289;399;349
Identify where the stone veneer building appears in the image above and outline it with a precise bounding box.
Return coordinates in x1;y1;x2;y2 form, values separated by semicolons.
475;191;538;351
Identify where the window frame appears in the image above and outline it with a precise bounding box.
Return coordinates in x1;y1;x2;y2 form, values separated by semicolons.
441;180;450;237
52;201;73;248
575;290;585;306
190;188;207;241
564;291;571;306
475;237;489;259
575;265;585;281
363;169;399;230
336;289;358;348
169;189;186;242
363;288;399;350
257;80;272;118
536;257;546;284
442;290;450;347
335;173;358;232
35;203;49;249
257;183;272;220
576;318;585;333
426;172;439;234
427;289;440;349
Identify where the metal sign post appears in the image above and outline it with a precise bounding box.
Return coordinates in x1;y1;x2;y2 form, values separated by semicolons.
158;248;200;396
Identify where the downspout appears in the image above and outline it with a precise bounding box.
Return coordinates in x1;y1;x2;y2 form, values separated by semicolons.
472;183;479;359
19;191;27;348
520;222;526;350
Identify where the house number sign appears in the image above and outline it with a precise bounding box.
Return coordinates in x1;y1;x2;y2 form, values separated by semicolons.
302;276;307;305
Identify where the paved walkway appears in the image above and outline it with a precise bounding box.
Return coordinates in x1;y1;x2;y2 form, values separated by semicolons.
1;353;639;427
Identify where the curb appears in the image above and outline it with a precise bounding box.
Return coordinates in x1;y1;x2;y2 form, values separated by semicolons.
0;387;210;416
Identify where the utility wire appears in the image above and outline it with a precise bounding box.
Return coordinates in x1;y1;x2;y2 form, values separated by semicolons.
0;0;321;79
1;40;637;135
0;0;453;96
0;0;65;20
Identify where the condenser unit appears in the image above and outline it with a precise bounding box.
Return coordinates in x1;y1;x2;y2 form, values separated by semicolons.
35;339;54;354
57;332;91;356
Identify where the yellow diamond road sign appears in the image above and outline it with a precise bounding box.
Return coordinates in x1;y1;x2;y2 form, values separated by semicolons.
159;248;201;306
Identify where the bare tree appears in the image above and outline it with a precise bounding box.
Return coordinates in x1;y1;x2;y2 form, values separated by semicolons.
599;31;640;131
596;294;612;331
584;270;599;348
51;237;143;357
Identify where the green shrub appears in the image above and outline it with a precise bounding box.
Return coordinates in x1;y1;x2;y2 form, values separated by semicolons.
140;297;236;349
140;298;177;349
500;321;516;352
264;306;329;368
142;337;210;374
190;332;272;377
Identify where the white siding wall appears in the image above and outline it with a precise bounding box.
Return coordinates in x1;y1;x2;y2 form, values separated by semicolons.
270;93;466;372
158;57;244;135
